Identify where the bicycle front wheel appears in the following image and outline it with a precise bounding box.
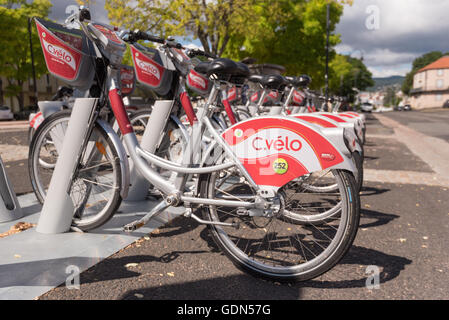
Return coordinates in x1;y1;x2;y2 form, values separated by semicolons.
198;167;360;282
29;111;122;231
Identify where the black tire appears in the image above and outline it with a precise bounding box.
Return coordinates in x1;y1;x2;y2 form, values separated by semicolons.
27;127;35;145
353;151;364;193
28;110;122;231
28;110;72;204
198;168;360;282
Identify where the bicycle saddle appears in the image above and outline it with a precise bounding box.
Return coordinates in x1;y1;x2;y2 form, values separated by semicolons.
194;58;249;79
285;75;312;88
229;62;250;85
248;74;285;90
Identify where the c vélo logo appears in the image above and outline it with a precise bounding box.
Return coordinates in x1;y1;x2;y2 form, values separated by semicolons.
251;136;302;152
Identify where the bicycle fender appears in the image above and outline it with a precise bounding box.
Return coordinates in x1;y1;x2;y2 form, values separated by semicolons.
97;119;130;199
292;114;362;154
315;112;364;144
29;112;44;130
221;116;355;189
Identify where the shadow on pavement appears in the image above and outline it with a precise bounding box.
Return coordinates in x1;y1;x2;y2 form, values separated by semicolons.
359;208;399;229
360;185;390;197
117;245;412;299
300;245;412;290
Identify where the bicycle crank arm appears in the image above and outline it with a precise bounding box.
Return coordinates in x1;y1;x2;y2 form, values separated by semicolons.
123;200;170;232
185;210;239;229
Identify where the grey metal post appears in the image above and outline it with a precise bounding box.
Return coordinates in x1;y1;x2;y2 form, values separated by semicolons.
36;98;98;234
0;156;23;223
126;100;174;201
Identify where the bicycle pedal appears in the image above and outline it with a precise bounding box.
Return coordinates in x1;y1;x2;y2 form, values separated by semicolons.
123;220;145;233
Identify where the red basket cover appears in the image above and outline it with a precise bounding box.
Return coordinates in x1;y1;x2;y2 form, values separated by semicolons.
186;69;210;96
35;18;94;89
119;65;135;96
130;44;172;95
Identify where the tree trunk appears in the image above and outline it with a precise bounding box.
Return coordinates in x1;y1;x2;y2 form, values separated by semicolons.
16;80;24;112
0;78;3;105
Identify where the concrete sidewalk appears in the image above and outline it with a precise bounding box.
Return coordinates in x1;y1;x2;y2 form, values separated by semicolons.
363;114;449;187
0;193;184;300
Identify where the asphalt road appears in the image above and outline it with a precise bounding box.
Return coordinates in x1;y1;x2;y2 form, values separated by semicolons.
383;108;449;142
1;112;448;300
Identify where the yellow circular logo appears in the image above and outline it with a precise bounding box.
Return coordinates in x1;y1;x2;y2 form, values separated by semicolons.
273;158;288;174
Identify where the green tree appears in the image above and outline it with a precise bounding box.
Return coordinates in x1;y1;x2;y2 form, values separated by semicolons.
105;0;257;56
223;0;349;90
105;0;351;87
329;54;373;101
402;51;449;95
383;86;401;107
0;0;52;110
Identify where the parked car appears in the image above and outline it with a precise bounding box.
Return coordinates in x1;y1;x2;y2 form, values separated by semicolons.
360;102;373;113
403;104;412;111
443;100;449;108
394;105;404;111
0;105;14;120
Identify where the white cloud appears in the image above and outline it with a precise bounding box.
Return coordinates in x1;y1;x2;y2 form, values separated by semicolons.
336;0;449;77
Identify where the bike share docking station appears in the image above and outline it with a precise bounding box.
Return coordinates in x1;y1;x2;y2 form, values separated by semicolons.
36;98;181;234
36;98;99;234
0;98;170;299
0;156;23;223
126;99;174;201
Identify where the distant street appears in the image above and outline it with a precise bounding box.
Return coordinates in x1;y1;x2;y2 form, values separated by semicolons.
383;108;449;142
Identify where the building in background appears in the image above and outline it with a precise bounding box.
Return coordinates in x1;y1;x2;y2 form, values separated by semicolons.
410;56;449;109
0;75;62;113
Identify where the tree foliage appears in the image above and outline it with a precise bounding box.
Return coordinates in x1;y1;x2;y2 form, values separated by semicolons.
328;54;373;101
0;0;52;109
105;0;257;57
224;0;350;90
105;1;353;88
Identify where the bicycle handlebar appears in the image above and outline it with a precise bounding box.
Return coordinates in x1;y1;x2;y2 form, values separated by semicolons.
187;48;217;59
122;30;185;50
131;30;165;44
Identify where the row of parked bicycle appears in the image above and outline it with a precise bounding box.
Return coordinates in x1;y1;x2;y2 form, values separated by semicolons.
28;6;367;282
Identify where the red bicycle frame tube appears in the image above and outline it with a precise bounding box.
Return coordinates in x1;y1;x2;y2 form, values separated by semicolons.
180;91;197;125
222;98;237;125
109;88;133;135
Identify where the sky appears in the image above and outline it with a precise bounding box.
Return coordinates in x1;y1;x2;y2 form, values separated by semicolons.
47;0;449;79
335;0;449;78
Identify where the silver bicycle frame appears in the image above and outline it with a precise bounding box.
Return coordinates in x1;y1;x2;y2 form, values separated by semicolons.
118;80;261;209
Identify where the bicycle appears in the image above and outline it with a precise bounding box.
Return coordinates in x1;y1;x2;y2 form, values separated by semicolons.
34;7;360;281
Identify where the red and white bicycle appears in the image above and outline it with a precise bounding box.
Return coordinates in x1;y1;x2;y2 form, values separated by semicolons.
33;7;361;281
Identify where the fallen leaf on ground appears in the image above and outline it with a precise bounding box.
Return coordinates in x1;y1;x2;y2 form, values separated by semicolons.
125;263;139;268
0;222;36;239
167;272;175;277
399;238;407;243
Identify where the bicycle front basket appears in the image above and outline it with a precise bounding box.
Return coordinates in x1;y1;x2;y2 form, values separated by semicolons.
35;18;95;90
186;69;211;96
119;65;135;96
130;44;173;96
